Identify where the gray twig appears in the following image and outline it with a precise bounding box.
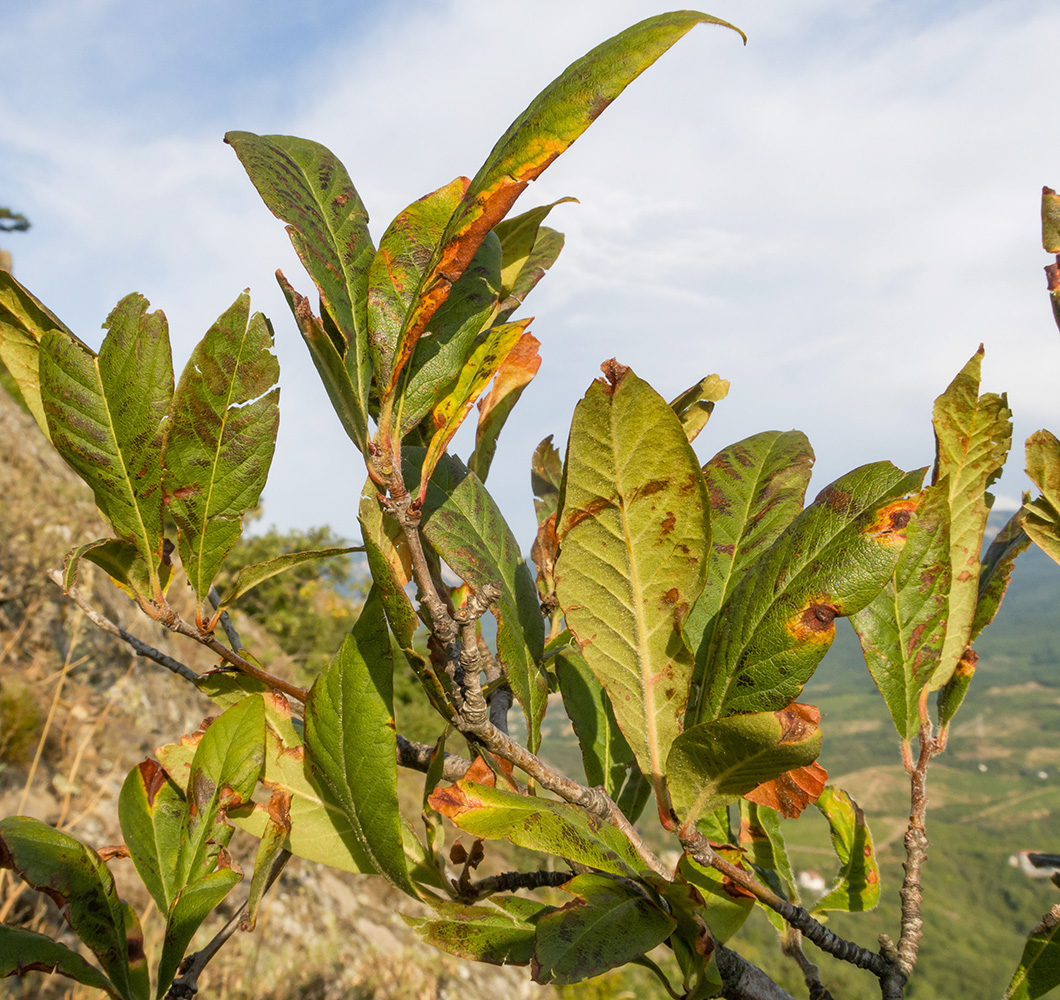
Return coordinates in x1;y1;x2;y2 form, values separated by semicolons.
48;570;201;684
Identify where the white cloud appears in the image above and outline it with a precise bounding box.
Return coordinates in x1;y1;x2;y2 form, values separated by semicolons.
3;0;1058;544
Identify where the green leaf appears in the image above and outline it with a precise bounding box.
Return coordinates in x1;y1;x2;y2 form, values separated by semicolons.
407;896;554;966
230;692;444;889
850;483;951;739
555;362;711;803
429;780;644;877
1043;187;1060;253
0;270;82;437
275;274;367;451
156;868;241;998
0;817;146;1000
39;294;173;593
971;507;1031;641
180;695;265;887
358;489;454;719
812;787;880;913
218;546;360;611
118;759;187;915
531;873;677;986
554;645;650;821
667;706;822;827
304;589;416;896
64;538;158;600
676;852;755;944
0;924;119;997
696;463;925;721
467;331;541;483
532;434;564;527
739;801;797;905
404;449;547;751
1005;905;1060;1000
685;430;814;683
398;232;503;436
1024;430;1060;567
164;291;280;603
668;374;730;443
930;347;1012;687
224;132;373;445
369;177;469;395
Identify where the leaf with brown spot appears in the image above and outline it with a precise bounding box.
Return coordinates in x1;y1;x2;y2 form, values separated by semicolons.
555;364;711;810
930;348;1012;688
695;462;924;722
531;873;676;985
163;291;280;606
744;762;828;819
685;430;814;694
1024;430;1060;568
0;817;148;1000
0;926;119;998
850;483;952;739
667;705;823;828
225;133;374;443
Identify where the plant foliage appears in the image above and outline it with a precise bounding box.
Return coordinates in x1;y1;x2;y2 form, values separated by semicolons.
1;11;1058;1000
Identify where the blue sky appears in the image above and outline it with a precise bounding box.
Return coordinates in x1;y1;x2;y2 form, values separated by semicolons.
4;0;1059;551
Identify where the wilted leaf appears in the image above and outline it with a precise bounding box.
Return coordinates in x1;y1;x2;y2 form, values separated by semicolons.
931;347;1012;687
1005;905;1060;1000
428;780;644;877
555;361;710;807
39;294;173;594
304;589;416;896
468;331;542;482
165;292;280;604
972;508;1030;641
420;319;530;489
812;787;880;913
744;761;827;820
739;802;797;915
695;463;924;721
531;873;676;985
